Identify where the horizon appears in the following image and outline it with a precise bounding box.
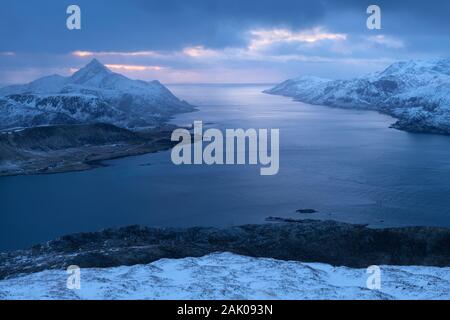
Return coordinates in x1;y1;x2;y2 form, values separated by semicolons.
0;58;282;86
2;56;450;88
1;0;450;85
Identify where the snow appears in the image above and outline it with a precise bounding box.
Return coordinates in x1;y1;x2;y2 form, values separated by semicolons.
0;59;172;98
265;58;450;133
0;253;449;300
0;59;194;130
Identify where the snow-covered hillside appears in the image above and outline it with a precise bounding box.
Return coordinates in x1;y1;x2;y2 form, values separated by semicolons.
1;253;449;300
265;58;450;134
0;59;194;130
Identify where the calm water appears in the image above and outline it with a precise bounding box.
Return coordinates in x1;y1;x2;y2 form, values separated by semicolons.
1;84;450;251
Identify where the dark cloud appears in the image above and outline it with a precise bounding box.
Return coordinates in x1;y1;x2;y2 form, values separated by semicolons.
1;0;448;52
0;0;449;83
0;0;326;52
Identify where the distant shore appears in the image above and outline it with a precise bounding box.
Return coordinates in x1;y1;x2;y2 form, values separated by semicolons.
0;123;178;177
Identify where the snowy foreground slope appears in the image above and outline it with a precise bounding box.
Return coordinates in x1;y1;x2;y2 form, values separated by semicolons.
1;253;449;300
0;59;194;130
265;58;450;134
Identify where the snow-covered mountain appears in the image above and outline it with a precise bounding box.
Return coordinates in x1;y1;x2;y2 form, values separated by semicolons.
1;252;449;300
265;58;450;134
0;59;195;130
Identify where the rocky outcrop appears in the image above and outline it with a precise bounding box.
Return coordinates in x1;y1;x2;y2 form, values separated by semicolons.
0;123;177;176
1;220;450;280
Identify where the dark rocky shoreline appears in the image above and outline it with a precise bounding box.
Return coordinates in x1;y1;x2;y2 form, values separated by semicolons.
0;123;179;177
1;219;450;280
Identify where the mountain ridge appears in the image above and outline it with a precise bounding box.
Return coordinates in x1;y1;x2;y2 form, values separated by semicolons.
265;58;450;135
2;252;450;300
0;59;195;130
1;220;450;280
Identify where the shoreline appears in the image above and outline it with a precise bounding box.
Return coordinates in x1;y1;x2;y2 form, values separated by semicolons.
0;139;175;178
1;219;450;280
0;124;179;177
264;91;450;136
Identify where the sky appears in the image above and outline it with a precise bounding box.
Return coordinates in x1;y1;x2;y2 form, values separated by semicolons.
0;0;449;85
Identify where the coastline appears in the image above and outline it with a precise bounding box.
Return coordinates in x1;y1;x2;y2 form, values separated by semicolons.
0;124;179;177
265;91;450;136
0;138;176;177
2;219;450;280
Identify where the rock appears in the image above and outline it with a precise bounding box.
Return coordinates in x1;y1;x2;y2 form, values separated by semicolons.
265;216;302;222
296;209;317;214
0;124;177;176
1;220;450;280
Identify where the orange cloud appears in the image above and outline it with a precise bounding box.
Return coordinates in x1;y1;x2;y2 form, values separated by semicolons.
182;46;222;58
72;51;93;57
249;28;347;51
105;64;164;71
72;50;161;58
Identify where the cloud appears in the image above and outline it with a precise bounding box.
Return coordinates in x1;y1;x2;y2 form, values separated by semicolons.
73;47;223;60
72;27;349;63
182;46;223;58
368;35;404;49
22;24;400;84
73;50;162;58
248;28;347;51
1;0;449;84
176;27;349;63
105;64;164;71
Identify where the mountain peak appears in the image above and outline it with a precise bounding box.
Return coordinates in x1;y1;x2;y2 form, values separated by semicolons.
70;59;113;85
82;58;111;73
85;58;108;70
